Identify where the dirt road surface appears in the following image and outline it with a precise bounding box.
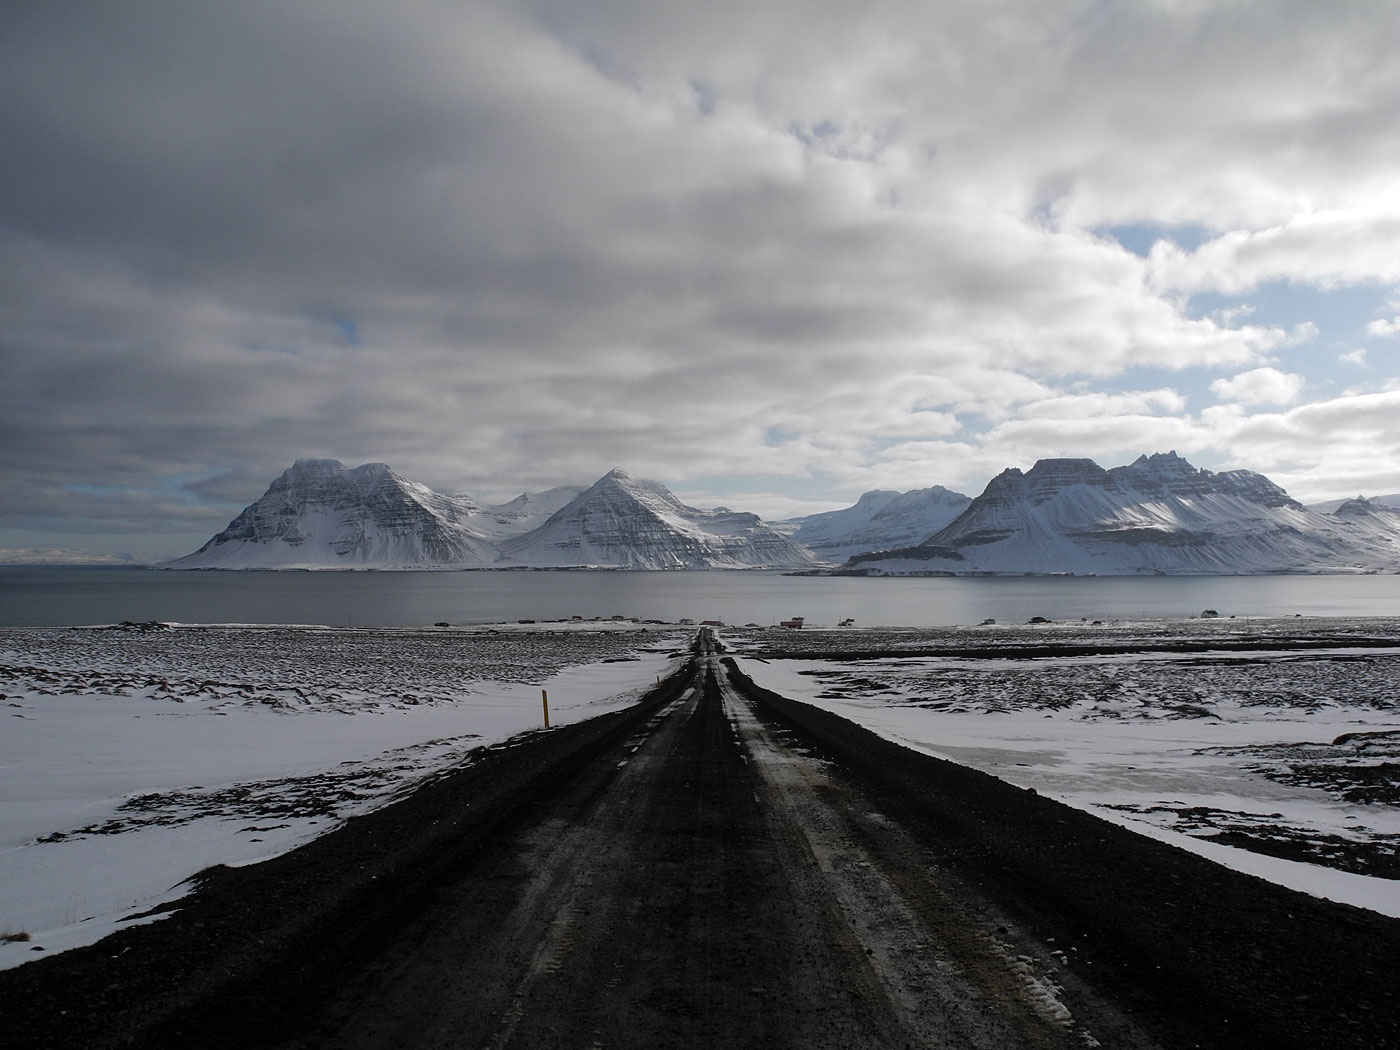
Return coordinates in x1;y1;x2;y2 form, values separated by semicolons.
3;630;1398;1049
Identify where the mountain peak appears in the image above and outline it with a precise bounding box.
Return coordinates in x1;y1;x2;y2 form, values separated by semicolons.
350;461;394;475
1334;496;1396;518
853;489;901;508
1124;450;1203;479
169;459;497;569
850;450;1391;576
1132;450;1189;467
501;469;816;569
286;458;347;477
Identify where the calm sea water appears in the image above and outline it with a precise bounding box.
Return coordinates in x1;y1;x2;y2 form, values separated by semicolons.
3;567;1400;629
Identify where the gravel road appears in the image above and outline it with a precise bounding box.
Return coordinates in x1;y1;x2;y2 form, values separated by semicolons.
3;630;1398;1049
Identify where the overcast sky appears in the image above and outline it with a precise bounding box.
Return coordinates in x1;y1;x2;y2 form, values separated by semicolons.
4;0;1400;561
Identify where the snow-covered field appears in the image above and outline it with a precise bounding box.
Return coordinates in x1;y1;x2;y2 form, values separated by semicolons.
726;618;1400;919
0;622;687;969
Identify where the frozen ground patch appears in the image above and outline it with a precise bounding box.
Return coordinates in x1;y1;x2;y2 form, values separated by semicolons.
728;618;1400;916
0;624;686;968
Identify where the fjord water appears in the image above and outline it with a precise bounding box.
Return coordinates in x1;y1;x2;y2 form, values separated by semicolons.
4;567;1400;628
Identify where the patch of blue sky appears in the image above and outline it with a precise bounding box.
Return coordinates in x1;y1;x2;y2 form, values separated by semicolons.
332;315;360;347
1093;362;1206;402
1075;279;1398;410
763;426;801;447
1187;280;1391;344
1187;280;1396;394
1098;222;1215;257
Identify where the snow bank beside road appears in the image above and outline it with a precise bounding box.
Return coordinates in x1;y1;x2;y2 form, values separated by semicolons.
730;635;1400;919
0;625;684;969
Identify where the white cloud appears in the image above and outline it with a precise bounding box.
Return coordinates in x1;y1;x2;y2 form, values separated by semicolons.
1148;212;1400;297
1199;389;1400;501
1367;317;1400;338
1018;388;1188;420
1340;348;1369;367
1283;321;1320;346
1209;368;1306;406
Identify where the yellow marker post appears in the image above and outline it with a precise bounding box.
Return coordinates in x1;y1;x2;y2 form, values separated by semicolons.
542;688;550;728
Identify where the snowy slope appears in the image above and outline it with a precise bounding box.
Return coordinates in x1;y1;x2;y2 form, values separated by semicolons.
499;469;820;569
784;486;972;561
843;452;1400;575
168;460;502;569
468;485;585;541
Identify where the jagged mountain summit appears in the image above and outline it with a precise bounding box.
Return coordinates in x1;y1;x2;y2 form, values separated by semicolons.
169;462;816;570
781;486;972;561
840;452;1400;576
499;468;819;569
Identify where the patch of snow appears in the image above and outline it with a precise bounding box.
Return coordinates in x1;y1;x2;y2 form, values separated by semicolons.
0;625;685;968
730;639;1400;919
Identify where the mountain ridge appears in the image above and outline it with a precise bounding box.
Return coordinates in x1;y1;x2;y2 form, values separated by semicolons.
839;452;1400;576
780;486;972;561
167;453;1400;574
169;462;816;570
498;468;818;569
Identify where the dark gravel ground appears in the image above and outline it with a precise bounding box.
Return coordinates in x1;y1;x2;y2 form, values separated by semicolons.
1;632;1397;1049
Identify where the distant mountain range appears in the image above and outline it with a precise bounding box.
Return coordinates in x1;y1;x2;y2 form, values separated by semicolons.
168;460;816;570
776;487;972;562
168;453;1400;574
836;452;1400;576
1308;493;1400;514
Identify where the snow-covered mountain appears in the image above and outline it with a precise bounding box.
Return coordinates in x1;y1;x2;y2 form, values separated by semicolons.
1310;493;1400;514
841;452;1400;576
498;468;819;569
782;486;972;561
461;485;585;541
168;459;504;569
170;462;815;570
